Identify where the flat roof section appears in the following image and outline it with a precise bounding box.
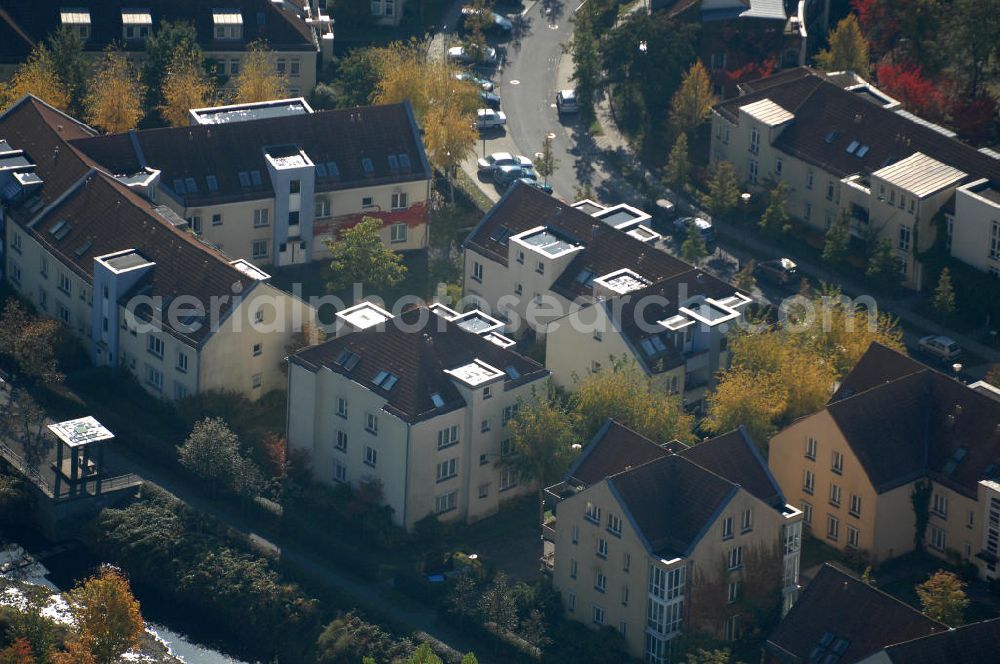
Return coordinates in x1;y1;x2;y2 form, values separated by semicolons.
190;98;314;126
48;417;113;448
740;98;795;126
445;359;506;387
513;227;581;258
97;249;155;274
336;301;394;330
874;152;967;198
592;203;652;230
593;268;649;295
451;309;505;335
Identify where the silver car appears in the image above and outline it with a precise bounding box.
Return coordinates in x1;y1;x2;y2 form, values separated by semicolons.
917;335;961;361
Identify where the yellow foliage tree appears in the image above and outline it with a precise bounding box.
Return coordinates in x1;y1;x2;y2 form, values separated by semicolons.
704;367;788;449
159;47;215;127
668;60;716;137
84;48;146;134
233;41;288;104
66;566;144;664
1;43;70;112
816;15;870;77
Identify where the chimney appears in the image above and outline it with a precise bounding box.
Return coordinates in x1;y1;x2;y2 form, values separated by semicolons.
591;223;599;240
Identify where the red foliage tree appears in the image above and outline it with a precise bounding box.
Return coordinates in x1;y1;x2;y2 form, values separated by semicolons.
852;0;900;57
950;95;999;146
255;432;287;478
720;57;776;88
0;639;36;664
875;62;948;120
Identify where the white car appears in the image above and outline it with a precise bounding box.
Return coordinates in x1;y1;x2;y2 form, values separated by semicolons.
477;152;533;174
453;71;494;91
556;89;579;114
475;108;507;129
917;335;962;361
447;45;498;65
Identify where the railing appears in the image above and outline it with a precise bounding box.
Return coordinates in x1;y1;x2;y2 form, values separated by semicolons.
0;443;141;500
540;551;555;571
0;442;53;497
542;519;557;543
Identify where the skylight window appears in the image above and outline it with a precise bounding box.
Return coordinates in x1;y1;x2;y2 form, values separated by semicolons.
327;162;339;178
398;154;411;170
238;171;250;187
173;178;186;193
388;154;399;171
824;130;841;144
250;170;262;186
855;145;870;158
372;370;399;390
361;157;375;174
74;240;92;258
640;335;667;356
846;140;860;154
206;175;219;192
315;163;327;177
489;226;512;245
184;177;198;193
49;219;72;241
334;349;360;371
431;392;445;408
575;268;595;285
505;365;521;380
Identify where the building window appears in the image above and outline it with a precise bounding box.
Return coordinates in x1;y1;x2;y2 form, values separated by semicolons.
748;159;758;184
479;454;488;466
722;517;734;540
570;559;578;578
437;425;459;449
436;490;458;513
58;272;72;296
572;525;579;544
254;208;270;227
176;351;188;373
806;170;814;189
9;262;20;285
362;196;374;207
899;224;912;252
803;469;815;495
364;445;377;467
478;483;490;498
847;525;860;549
147;336;164;358
252;343;262;357
607;513;622;537
567;592;576;612
472;261;483;283
174;382;189;400
801;500;812;525
251;373;262;389
829;483;842;507
290;59;300;77
336;430;348;452
146;365;163;391
750;127;760;155
187;215;202;234
365;413;378;434
276;58;286;74
585;502;601;525
989;220;999;260
806;437;817;460
436;458;457;482
595;572;607;592
391;192;408;210
592;605;605;625
932;493;948;518
56;303;70;325
390;223;407;243
930;526;946;551
728;546;743;570
337;397;348;418
40;256;48;278
827;515;840;541
10;231;21;254
832;450;844;475
740;508;753;533
849;494;862;517
252;239;269;259
480;418;491;433
804;201;812;220
597;538;608;559
288;211;300;226
967;510;974;529
775;158;783;176
623;552;631;572
826;181;835;201
500;438;514;456
314;198;331;219
724;615;741;642
621;584;630;607
499;469;518;491
334;461;347;483
727;580;741;604
212;213;223;226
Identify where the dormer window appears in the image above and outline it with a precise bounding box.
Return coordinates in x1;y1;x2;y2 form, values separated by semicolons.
60;9;91;40
122;10;152;41
213;10;243;41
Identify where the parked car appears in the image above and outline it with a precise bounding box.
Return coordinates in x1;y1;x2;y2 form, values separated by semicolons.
460;5;514;32
754;257;798;285
556;89;579;114
518;178;553;194
475;108;507;129
494;165;537;188
917;335;962;361
454;71;494;91
673;216;716;246
447;45;497;65
479;90;501;108
477;152;532;175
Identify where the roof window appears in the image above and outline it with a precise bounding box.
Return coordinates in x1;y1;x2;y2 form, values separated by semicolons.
824;130;841;144
206;175;219;192
334;349;360;371
238;171;251;187
361;157;375;174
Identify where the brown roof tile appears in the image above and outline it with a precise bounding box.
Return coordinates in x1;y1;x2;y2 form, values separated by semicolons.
679;428;785;508
830;341;925;402
882;617;1000;664
567;420;674;486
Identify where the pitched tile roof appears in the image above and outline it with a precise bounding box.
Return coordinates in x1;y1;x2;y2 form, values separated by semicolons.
71;102;431;207
566;420;677;486
766;564;945;663
717;70;1000;185
464;184;692;288
880;617;1000;664
289;307;548;424
679;428;785;508
826;346;1000;496
609;454;737;558
0;0;314;62
830;341;924;402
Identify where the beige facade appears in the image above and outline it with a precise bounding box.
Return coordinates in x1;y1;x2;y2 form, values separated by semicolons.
949;180;1000;278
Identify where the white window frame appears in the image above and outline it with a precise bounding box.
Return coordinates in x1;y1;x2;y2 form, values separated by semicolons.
391;192;408;210
254;208;270;227
252;239;269;259
364;445;377;467
366;412;378;434
390;223;407;243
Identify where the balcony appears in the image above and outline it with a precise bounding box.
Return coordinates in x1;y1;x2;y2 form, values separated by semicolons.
542;516;557;543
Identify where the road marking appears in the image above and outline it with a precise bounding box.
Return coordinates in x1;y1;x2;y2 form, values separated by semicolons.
546;132;556;139
575;1;588;12
549;24;559;29
521;1;538;17
534;152;544;158
510;80;520;85
550;103;557;108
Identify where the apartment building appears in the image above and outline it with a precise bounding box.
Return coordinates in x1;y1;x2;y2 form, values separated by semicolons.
0;1;328;92
710;67;1000;289
545;420;802;663
369;0;407;26
286;304;548;530
463;184;746;407
71;101;432;267
765;563;945;664
769;342;1000;579
0;95;314;400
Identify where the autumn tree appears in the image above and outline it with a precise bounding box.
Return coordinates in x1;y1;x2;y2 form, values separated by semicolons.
536;134;558;185
917;570;968;626
931;267;956;317
669;60;716;137
705;367;788;450
282;322;327;374
0;639;35;664
233;41;289;104
84;48;146;134
665;133;691;191
682;222;708;263
50;640;96;664
66;566;144;664
0;301;64;384
822;210;851;266
986;366;1000;388
324;217;407;293
573;359;696;445
159;47;215;127
47;27;88;115
759;182;790;237
144;20;199;109
256;432;288;478
735;260;756;292
1;43;69;112
685;649;735;664
816;15;870;77
875;63;947;120
701;161;740;221
462;0;491;63
502;383;578;500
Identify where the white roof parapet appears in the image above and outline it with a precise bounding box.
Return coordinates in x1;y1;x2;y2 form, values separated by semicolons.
336;301;394;330
48;417;114;448
445;359;506;387
739;98;794;126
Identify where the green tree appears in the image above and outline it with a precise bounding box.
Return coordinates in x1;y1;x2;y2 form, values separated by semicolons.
735;260;756;292
867;238;901;290
686;649;734;664
568;8;601;126
331;48;380;107
324;216;407;293
461;654;479;664
407;643;443;664
665;133;691;191
178;418;262;498
6;599;64;662
536;134;558;185
47;27;88;114
478;571;518;633
816;15;870;76
66;566;144;664
463;0;492;63
932;267;956;317
502;383;578;496
144;20;200;110
668;60;716;137
701;161;740;220
916;570;969;626
759;182;790;237
940;0;1000;97
822;210;851;265
682;222;708;263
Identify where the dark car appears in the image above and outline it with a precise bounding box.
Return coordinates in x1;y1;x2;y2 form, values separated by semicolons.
517;178;552;194
495;165;537;188
673;216;716;247
754;258;799;285
479;90;501;108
